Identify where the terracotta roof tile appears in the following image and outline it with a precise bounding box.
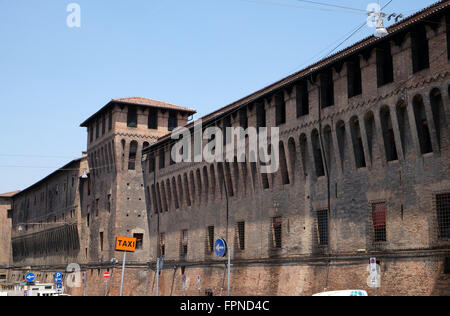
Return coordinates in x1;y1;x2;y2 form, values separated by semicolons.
0;190;20;198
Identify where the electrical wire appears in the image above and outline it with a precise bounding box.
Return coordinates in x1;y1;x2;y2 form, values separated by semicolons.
235;0;369;14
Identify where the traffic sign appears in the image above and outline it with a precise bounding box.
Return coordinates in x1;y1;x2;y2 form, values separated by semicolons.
25;273;35;283
182;275;187;282
115;236;137;252
56;283;63;290
104;272;111;279
54;272;63;283
214;239;227;257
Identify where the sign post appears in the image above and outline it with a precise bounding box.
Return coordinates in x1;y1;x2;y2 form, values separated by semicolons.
368;258;380;296
214;238;229;296
104;271;111;296
115;236;137;297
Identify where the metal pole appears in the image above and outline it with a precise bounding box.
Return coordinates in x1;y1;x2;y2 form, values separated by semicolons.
156;257;160;297
120;251;127;296
227;243;231;296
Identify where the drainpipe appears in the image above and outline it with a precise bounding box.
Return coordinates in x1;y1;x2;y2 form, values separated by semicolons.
309;73;332;290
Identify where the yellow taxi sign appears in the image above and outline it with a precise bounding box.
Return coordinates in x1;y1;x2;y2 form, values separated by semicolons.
116;236;137;252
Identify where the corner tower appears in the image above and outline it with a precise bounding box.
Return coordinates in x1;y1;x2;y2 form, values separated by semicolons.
80;97;195;263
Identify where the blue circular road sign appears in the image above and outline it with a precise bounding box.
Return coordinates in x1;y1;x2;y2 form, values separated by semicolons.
214;239;227;258
25;273;35;283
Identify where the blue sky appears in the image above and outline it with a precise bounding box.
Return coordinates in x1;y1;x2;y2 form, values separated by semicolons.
0;0;438;193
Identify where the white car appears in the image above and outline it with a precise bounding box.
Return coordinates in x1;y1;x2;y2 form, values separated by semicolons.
313;290;368;297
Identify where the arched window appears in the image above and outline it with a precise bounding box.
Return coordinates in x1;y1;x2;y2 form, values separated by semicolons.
196;169;202;204
430;88;444;150
279;142;290;185
364;112;375;162
336;121;347;171
189;171;196;204
413;95;433;154
128;141;138;170
177;175;184;208
210;165;216;201
203;167;209;204
172;177;179;210
380;106;398;161
396;101;412;155
288;138;296;181
323;126;334;173
311;129;325;177
350;117;366;168
299;134;309;177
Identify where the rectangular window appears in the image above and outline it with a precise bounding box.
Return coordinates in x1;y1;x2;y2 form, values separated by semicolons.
447;15;450;60
437;193;450;240
372;202;387;243
275;93;286;126
107;194;111;213
148;109;158;129
133;233;144;250
296;81;309;117
347;56;362;98
99;232;104;252
256;103;266;128
149;155;155;173
168;111;178;131
90;126;94;143
207;226;214;254
445;257;450;274
272;217;282;249
159;150;165;170
376;42;394;87
102;115;106;135
239;108;248;130
7;209;12;219
317;210;329;246
411;24;430;73
181;230;188;258
320;69;334;108
108;111;113;131
95;121;100;139
237;222;245;251
127;106;138;127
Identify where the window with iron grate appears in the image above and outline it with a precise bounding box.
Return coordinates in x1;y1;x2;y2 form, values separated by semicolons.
272;217;282;249
180;230;188;258
134;233;144;250
317;210;329;246
207;226;214;254
372;202;387;243
437;194;450;240
237;222;245;251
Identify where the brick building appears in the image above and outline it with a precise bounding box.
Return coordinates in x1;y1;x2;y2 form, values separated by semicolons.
1;0;449;296
141;1;450;296
0;191;17;286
